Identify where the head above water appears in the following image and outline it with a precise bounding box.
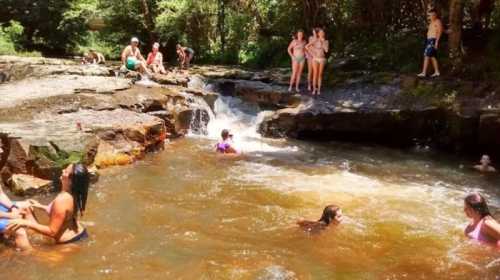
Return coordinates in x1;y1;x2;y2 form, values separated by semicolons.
318;205;342;226
480;154;492;166
152;42;160;50
60;163;90;217
176;44;182;50
464;193;490;218
221;129;233;140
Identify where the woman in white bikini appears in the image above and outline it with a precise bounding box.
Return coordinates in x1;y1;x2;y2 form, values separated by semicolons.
287;30;307;93
306;28;329;96
306;29;317;92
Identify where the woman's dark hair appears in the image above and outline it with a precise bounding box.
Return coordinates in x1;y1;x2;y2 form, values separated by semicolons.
318;204;340;225
465;193;491;218
70;163;90;217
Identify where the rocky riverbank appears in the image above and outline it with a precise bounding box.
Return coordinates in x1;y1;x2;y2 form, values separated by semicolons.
1;55;499;195
0;56;217;195
206;68;500;159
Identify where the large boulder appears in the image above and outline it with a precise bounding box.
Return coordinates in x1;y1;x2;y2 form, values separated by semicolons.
8;174;52;196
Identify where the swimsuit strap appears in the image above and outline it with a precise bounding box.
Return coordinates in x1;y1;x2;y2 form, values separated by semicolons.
469;217;486;241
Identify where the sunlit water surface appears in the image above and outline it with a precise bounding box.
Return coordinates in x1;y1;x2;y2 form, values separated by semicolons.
1;96;500;279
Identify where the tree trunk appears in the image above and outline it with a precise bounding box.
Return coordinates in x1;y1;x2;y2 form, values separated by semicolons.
218;0;226;52
448;0;464;71
139;0;157;43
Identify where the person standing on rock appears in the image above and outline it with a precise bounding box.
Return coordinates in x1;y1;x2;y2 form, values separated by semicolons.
287;30;307;93
306;29;317;92
147;42;167;74
7;163;90;245
417;9;443;78
306;28;329;96
121;37;151;75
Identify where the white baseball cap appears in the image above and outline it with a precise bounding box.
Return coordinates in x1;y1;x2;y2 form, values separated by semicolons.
131;37;139;43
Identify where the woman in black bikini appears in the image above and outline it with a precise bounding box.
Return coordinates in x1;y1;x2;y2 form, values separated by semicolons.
7;163;90;244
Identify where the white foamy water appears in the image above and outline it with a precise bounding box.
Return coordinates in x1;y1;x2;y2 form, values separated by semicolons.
203;95;298;154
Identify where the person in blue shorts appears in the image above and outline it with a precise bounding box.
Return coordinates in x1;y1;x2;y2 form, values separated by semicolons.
418;9;443;78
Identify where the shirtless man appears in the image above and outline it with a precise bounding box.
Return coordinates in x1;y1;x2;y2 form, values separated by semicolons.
474;154;497;173
418;9;443;78
121;37;151;75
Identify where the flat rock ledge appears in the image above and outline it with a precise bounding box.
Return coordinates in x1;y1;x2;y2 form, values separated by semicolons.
0;56;219;196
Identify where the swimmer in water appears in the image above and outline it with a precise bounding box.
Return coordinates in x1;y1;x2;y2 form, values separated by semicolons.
216;129;237;154
474;154;497;173
464;193;500;248
297;205;343;234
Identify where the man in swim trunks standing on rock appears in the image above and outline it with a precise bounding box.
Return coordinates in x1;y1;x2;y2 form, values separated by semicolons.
121;37;151;75
418;9;443;78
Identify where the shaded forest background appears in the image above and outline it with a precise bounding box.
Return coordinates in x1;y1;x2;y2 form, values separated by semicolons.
0;0;499;78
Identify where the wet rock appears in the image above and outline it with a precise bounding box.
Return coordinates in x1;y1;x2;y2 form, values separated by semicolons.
478;112;500;154
151;73;189;87
8;174;52;196
259;100;442;147
211;79;301;109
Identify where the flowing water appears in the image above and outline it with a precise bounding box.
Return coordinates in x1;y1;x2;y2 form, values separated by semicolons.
2;94;500;279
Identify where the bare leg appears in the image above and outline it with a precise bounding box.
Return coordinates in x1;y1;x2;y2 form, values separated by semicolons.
307;60;313;91
312;61;320;95
431;58;440;75
317;62;325;95
289;60;296;92
419;57;430;76
296;62;305;92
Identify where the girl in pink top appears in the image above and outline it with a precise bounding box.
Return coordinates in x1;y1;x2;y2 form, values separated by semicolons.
464;193;500;248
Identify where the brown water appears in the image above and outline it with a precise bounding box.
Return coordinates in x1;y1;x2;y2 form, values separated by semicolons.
1;137;500;279
2;94;500;279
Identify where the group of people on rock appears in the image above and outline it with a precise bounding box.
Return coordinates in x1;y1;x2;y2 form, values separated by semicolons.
0;164;90;251
120;37;195;76
287;28;329;96
215;129;500;249
287;8;444;96
82;37;195;76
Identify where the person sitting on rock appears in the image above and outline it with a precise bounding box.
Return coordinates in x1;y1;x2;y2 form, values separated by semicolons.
81;49;105;65
7;163;90;245
0;184;32;251
146;42;167;74
474;154;496;173
297;205;343;234
121;37;151;75
216;129;237;154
